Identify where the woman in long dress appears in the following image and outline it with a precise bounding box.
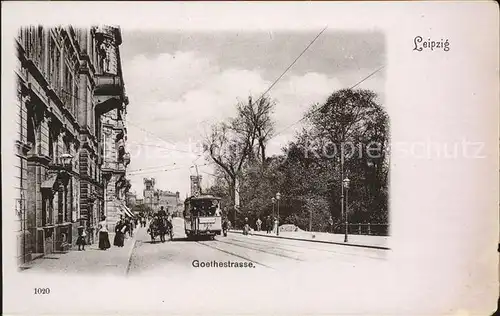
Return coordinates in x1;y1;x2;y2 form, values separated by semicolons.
113;219;125;247
98;216;111;250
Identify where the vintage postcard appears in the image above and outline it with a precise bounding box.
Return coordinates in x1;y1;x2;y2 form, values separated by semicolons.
2;2;499;315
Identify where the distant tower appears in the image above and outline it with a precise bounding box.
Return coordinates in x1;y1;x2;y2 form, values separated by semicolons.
143;178;156;210
190;175;202;197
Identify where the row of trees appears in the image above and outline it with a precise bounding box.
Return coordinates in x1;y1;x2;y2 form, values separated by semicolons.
203;89;389;232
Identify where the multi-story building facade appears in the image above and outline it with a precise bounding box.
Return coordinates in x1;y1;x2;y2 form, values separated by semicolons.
142;178;181;215
157;190;181;213
15;25;130;266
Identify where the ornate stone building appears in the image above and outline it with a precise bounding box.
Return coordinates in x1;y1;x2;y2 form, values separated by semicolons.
95;26;131;231
15;25;130;266
142;178;181;214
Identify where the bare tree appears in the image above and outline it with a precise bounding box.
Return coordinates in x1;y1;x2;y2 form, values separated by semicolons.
233;95;275;165
203;95;276;215
204;122;250;209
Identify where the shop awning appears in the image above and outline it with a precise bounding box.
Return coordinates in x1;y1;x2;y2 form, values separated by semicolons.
41;174;58;190
120;203;135;218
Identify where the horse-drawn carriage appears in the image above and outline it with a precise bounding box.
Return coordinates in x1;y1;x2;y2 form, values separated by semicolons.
147;216;173;243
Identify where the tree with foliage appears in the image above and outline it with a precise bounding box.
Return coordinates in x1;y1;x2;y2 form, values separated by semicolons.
306;88;389;224
204;88;389;233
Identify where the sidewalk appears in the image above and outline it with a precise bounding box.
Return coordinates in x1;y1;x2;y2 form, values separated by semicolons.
229;229;390;249
22;228;141;276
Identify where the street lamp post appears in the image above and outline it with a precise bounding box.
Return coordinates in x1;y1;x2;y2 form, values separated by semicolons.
343;177;350;242
275;192;281;236
271;197;276;218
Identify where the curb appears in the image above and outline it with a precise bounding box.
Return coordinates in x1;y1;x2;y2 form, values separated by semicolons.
229;230;390;250
124;229;140;276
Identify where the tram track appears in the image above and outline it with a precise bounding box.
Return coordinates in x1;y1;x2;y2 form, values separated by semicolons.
214;239;305;262
196;241;275;269
229;234;387;261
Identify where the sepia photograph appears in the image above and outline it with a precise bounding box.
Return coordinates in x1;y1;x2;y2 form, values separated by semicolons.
2;2;498;315
14;25;389;276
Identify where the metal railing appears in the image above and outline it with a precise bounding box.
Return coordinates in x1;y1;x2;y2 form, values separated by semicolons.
333;223;389;236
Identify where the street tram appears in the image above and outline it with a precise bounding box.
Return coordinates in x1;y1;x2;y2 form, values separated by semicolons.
184;195;222;240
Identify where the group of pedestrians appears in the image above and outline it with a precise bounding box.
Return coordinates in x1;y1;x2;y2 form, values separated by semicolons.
75;215;143;251
113;216;136;247
240;216;278;235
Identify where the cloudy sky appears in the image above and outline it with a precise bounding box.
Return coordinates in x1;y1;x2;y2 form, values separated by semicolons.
120;30;385;199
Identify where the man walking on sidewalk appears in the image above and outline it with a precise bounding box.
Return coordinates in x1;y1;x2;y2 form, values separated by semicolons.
256;218;262;231
266;216;272;234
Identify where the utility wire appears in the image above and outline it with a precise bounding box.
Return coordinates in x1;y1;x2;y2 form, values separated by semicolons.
128;163;210;176
270;65;385;140
250;26;328;108
127;163;179;173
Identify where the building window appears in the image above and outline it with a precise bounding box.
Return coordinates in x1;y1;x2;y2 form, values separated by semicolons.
49;37;61;94
37;26;45;75
63;64;73;109
42;196;54;226
48;129;54;161
74;78;79;117
27;113;36;155
57;188;64;224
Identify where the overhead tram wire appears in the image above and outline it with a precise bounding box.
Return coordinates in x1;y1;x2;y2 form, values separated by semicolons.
248;26;329;108
127;163;210;176
127;162;179;173
270;65;386;140
127;27;328;180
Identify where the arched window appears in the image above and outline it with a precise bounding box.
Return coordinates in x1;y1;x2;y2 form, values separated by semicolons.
27;110;36;155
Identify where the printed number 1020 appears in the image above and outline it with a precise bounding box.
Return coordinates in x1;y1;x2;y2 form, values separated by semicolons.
34;288;50;295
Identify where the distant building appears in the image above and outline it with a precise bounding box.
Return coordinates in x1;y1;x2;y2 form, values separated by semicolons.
126;192;136;208
157;190;180;214
142;178;181;214
143;178;156;211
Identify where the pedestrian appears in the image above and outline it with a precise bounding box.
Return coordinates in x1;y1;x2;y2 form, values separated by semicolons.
328;216;334;234
243;217;250;235
98;216;111;250
158;206;167;218
222;217;228;237
127;218;134;237
113;218;125;247
256;218;262;231
266;216;272;234
76;226;87;251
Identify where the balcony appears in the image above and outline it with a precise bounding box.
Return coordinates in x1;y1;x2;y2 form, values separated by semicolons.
94;74;126;116
101;160;126;174
94;75;123;96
